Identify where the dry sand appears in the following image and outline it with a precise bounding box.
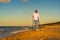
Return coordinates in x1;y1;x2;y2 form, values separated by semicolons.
0;23;60;40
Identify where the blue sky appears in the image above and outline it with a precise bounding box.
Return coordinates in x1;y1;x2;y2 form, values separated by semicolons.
0;0;60;26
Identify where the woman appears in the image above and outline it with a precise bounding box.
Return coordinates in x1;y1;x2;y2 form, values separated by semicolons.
32;10;40;31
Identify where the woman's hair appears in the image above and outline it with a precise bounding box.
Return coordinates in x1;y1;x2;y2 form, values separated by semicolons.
35;9;38;13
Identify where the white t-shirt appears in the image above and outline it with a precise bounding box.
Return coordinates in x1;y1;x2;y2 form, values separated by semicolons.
33;13;39;20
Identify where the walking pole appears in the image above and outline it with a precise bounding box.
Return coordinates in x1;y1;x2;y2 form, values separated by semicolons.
38;18;40;29
32;18;33;30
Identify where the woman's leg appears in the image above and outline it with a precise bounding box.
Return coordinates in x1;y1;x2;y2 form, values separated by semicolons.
34;20;38;31
35;20;38;31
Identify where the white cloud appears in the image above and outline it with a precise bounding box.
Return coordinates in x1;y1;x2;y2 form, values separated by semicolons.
22;0;28;2
0;0;11;3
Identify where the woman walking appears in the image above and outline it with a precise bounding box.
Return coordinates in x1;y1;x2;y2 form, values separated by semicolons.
32;10;40;31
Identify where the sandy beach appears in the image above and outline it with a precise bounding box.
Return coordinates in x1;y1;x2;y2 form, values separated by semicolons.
0;22;60;40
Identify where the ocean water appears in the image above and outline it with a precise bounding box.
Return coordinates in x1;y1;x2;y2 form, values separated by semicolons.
0;26;23;38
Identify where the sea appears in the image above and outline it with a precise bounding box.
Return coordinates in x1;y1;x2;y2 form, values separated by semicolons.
0;26;24;38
